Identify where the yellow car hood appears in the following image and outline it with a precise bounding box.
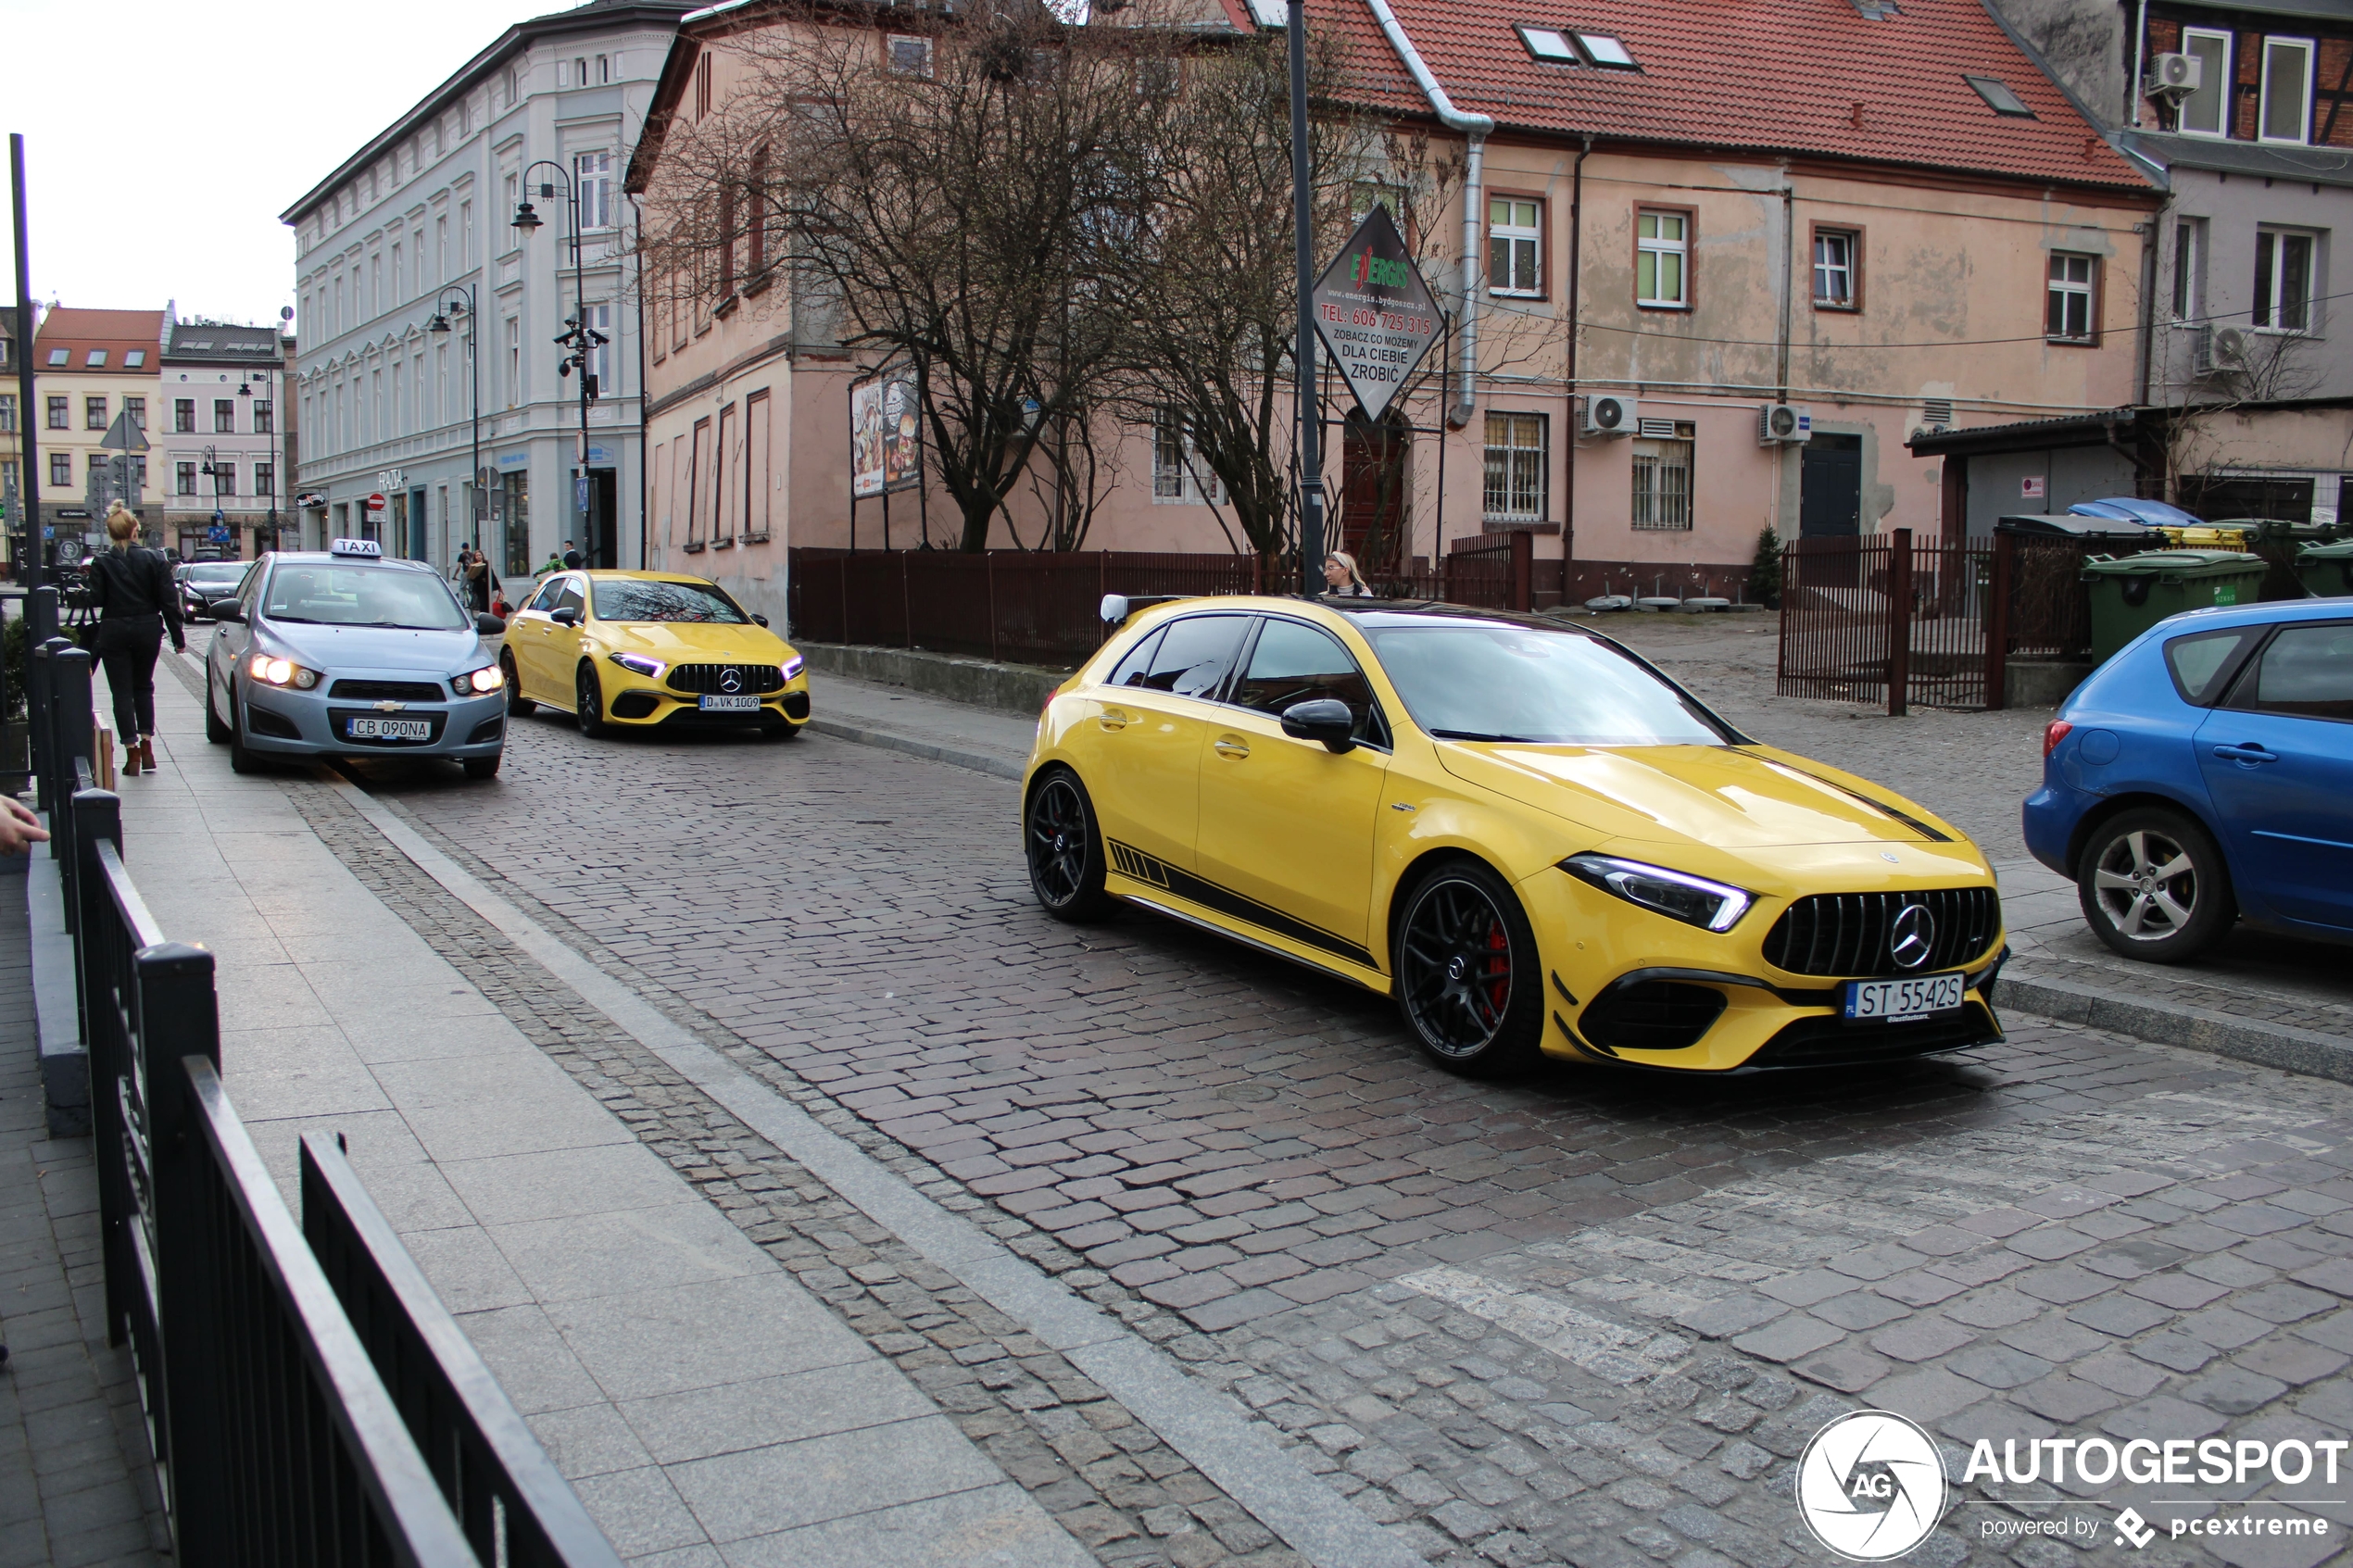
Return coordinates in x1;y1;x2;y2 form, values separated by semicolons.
1435;742;1964;850
594;621;792;663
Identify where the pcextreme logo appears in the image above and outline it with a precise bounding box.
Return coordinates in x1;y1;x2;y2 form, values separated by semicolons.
1796;1411;1948;1561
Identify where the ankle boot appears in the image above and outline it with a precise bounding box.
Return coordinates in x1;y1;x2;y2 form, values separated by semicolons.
121;740;142;777
137;738;158;772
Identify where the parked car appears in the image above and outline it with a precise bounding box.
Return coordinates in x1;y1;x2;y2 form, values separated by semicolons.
179;559;251;621
2023;599;2353;960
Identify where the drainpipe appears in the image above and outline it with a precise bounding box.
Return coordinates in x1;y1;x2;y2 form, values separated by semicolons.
1566;137;1590;574
1363;0;1493;429
1776;176;1794;401
2130;0;2150;128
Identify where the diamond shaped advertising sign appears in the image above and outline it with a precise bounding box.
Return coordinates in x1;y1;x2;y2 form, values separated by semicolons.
1309;206;1442;422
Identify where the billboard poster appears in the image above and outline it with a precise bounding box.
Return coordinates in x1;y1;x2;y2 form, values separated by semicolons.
1308;206;1442;422
850;367;923;497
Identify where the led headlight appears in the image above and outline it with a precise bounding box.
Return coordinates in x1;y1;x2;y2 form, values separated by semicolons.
1561;853;1754;933
779;654;806;682
246;655;320;689
609;651;668;679
453;665;506;696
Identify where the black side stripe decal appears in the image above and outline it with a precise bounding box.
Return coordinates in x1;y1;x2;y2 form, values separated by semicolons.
1107;839;1378;971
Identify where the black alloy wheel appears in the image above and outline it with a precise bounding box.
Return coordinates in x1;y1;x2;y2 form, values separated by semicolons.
2078;807;2235;963
502;650;535;716
1025;770;1113;922
574;662;608;738
1394;861;1543;1074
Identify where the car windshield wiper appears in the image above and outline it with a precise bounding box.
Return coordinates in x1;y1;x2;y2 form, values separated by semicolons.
264;614;324;623
1428;728;1540;743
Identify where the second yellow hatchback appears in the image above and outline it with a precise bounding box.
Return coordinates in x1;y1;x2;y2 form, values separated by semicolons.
498;570;812;738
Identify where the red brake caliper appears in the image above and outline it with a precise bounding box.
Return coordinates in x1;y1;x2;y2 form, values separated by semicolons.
1484;918;1509;1013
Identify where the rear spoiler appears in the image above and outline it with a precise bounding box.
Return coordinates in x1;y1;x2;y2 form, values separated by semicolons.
1099;594;1191;628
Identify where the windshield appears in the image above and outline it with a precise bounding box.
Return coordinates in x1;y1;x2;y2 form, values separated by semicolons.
261;564;469;631
1367;622;1731;746
592;578;749;624
187;563;245;583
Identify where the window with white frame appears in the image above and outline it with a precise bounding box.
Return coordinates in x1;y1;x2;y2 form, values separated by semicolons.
2260;37;2314;144
577;151;613;229
1151;408;1224;505
1488;198;1541;295
176;461;196;495
2177;28;2232;136
174;397;195;433
253;399;272;434
1637;209;1689;307
216;462;237;496
586;303;613;391
887;34;934;77
1483;412;1546;523
1812;229;1858;308
215;398;235;433
84;396;107;430
2046;252;2096;341
506;318;522;406
49;453;69;487
0;395;12;433
2253;229;2314;332
2171;218;2205;320
1630;423;1695;531
256;463;274;496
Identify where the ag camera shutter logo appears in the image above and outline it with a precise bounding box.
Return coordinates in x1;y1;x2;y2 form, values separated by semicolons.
1796;1411;1949;1561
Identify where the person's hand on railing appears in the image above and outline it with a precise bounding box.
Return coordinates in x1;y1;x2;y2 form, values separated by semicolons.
0;797;49;857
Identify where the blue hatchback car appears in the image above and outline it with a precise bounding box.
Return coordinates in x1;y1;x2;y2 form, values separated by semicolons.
2023;600;2353;961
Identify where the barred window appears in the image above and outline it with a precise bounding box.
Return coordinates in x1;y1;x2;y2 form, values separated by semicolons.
1151;408;1223;505
1482;411;1546;522
1631;424;1695;531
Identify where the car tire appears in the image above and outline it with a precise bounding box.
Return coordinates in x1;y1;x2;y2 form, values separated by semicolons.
502;651;535;717
2077;807;2236;963
463;754;502;781
227;691;259;776
761;720;801;742
205;670;231;744
1025;768;1114;922
1391;859;1545;1076
574;661;608;738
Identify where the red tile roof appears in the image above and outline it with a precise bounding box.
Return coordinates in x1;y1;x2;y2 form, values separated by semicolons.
1314;0;2152;192
32;308;166;374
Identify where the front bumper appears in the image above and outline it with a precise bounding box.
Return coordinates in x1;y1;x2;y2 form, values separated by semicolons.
241;671;507;759
1519;864;2007;1073
597;671;812;729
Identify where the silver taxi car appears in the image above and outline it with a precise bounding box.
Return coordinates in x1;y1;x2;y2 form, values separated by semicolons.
203;538;510;778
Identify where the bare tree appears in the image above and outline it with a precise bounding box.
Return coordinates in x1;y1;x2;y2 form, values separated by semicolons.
2158;325;2325;512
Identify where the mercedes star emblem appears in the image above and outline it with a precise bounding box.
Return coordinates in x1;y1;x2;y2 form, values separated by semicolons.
1889;904;1936;970
720;668;743;694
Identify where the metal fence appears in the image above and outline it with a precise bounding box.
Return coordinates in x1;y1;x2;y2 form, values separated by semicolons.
1779;531;1994;712
31;660;619;1562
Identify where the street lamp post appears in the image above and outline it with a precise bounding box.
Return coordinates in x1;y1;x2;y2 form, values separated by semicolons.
427;283;481;571
198;443;224;555
238;365;278;553
512;162;607;571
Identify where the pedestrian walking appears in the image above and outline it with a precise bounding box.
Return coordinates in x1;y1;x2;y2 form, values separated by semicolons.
1321;550;1376;597
561;539;584;570
462;547;496;614
84;503;186;777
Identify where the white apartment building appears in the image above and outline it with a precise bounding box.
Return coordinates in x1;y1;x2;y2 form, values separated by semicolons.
281;0;688;580
158;316;288;559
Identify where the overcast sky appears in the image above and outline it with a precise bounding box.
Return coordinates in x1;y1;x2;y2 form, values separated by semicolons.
0;0;567;331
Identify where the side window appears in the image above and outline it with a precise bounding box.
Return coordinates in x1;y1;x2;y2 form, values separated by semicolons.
2163;628;2257;706
525;577;565;614
2226;623;2353;722
554;578;586;620
1104;628;1164;688
1235;619;1388;745
1137;615;1248;700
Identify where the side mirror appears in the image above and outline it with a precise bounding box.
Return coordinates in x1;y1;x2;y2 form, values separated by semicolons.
476;612;507;634
549;606;579;627
211;603;245;624
1280;698;1356;754
1100;593;1128;626
753;613;770;627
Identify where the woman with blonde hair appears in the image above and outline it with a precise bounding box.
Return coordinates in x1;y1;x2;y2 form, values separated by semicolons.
1321;549;1376;597
85;503;185;775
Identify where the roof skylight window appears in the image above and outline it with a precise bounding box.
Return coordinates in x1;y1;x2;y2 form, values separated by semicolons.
1965;74;2035;116
46;347;65;365
1576;31;1637;67
85;349;106;367
124;350;145;367
1516;25;1579;63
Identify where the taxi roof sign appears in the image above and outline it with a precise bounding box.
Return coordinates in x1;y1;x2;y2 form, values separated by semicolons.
330;537;384;558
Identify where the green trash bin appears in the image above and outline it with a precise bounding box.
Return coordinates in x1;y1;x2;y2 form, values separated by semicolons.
2082;549;2271;663
2295;540;2353;599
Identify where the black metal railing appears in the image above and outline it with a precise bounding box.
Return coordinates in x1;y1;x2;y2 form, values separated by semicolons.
58;768;623;1566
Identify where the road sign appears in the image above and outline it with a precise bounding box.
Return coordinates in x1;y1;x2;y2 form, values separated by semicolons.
365;492;387;516
98;408;149;453
1308;207;1443;422
208;525;230;545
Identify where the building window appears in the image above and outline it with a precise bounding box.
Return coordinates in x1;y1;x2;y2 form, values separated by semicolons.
47;395;68;429
2046;252;2096;342
506;318;522;406
1812;228;1859;309
1636;209;1690;307
1631;424;1696;531
45;347;64;366
577;151;613;230
2260;37;2314;144
461;200;474;267
2253;229;2314;332
254;400;273;434
215;463;237;496
695;50;713;117
177;461;199;495
256;463;274;496
85;396;107;430
1151;408;1225;505
586;303;612;391
85;349;107;368
215;398;236;433
50;453;69;487
0;394;12;433
1487;198;1542;296
174;397;195;433
2177;28;2231;137
124;396;145;428
887;35;935;77
123;351;144;369
1482;412;1546;523
2171;219;2204;320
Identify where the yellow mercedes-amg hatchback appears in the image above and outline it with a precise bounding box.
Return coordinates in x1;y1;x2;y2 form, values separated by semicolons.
1021;596;2006;1075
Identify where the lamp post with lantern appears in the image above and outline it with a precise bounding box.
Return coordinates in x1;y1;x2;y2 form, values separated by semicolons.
511;162;606;571
426;282;482;569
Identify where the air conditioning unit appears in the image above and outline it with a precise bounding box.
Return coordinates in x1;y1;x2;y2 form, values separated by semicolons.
1757;403;1813;444
2147;52;2202;97
1583;394;1637;437
2211;325;2251;371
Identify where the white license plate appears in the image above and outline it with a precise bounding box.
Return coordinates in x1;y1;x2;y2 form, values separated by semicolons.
1843;972;1965;1022
698;695;761;712
347;717;433;741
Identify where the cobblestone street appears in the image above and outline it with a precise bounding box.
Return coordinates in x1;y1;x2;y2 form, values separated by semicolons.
318;655;2353;1568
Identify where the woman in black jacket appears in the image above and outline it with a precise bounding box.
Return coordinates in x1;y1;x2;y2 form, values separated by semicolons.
85;505;187;776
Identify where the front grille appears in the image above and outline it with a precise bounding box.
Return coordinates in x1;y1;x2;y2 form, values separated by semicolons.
667;663;784;696
1748;1003;2001;1069
328;680;449;703
1761;887;2001;977
1580;981;1727;1053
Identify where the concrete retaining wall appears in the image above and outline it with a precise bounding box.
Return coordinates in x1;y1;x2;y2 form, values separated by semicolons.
799;643;1068;720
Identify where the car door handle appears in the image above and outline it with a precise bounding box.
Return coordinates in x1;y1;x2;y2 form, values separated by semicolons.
1213;736;1250;759
1097;708;1131;732
2211;744;2277;763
